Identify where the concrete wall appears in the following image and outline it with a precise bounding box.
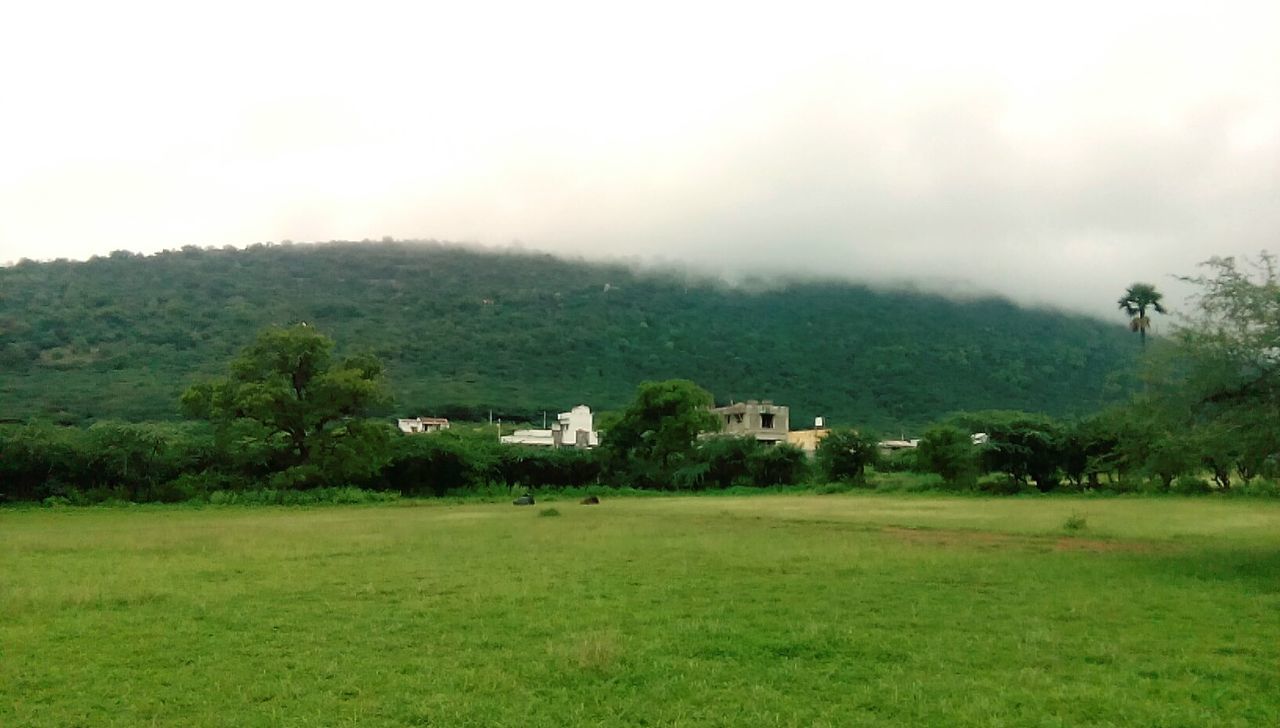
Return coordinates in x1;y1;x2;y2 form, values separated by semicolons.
709;400;790;443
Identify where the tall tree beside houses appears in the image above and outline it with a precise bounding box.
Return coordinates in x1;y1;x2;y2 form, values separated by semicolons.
180;324;392;488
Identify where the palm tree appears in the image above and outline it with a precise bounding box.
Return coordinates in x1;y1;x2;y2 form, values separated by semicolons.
1117;282;1166;348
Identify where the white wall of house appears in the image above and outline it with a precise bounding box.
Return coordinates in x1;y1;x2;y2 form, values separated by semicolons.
501;429;557;446
557;405;599;447
501;405;599;448
397;418;450;434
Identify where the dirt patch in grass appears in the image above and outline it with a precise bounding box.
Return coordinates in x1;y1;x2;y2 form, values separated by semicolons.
1053;537;1167;554
434;511;501;521
883;527;1169;554
883;526;1032;548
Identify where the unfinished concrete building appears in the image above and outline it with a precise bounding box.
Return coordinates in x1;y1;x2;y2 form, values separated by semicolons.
709;400;790;445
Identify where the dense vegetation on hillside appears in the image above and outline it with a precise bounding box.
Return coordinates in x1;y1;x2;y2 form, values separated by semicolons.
0;240;1138;428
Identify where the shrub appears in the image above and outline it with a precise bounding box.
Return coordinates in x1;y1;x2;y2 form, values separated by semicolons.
871;471;945;493
688;437;757;489
498;446;602;490
675;438;808;490
1171;475;1213;495
1236;479;1280;497
206;487;399;506
747;443;809;486
383;432;493;496
916;425;978;489
815;429;879;483
978;475;1037;495
878;447;918;473
0;423;80;502
1062;512;1088;531
1096;477;1141;494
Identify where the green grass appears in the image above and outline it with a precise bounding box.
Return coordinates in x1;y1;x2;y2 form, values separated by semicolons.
3;494;1278;726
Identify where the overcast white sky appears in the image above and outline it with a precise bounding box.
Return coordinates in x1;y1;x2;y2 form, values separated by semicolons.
2;0;1277;320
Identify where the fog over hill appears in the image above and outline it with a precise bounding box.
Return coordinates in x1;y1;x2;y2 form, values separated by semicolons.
4;4;1278;319
0;241;1141;429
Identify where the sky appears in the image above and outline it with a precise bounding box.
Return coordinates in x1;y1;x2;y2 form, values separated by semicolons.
2;0;1278;320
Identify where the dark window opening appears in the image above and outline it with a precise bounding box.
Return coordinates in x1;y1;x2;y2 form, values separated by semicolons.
761;413;775;429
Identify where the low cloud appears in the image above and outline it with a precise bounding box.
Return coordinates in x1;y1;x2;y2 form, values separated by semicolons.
2;1;1277;322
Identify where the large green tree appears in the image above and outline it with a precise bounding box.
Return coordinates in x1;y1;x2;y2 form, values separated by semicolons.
601;379;720;488
181;325;391;487
1166;253;1280;482
951;411;1063;491
1118;282;1167;348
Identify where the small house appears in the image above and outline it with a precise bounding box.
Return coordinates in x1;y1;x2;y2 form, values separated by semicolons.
397;417;451;434
501;405;600;449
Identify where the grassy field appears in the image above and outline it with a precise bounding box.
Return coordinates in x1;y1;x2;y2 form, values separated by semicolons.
2;494;1278;726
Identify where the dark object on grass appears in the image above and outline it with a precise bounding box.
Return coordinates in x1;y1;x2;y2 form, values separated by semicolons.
513;494;535;506
580;496;600;505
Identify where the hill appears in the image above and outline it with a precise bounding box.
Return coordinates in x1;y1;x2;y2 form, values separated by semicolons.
0;241;1138;429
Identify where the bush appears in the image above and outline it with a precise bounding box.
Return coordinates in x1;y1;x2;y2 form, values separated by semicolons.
748;443;809;486
977;475;1037;495
382;432;496;496
498;446;602;490
815;429;879;483
870;471;945;493
686;437;757;489
150;475;208;503
1095;477;1141;494
878;447;918;473
1236;479;1280;497
1062;512;1088;531
1170;475;1213;495
916;425;978;489
0;423;79;502
206;487;399;506
674;438;809;490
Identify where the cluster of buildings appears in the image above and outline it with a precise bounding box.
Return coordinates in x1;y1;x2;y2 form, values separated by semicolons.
398;400;984;457
396;406;602;448
396;399;838;456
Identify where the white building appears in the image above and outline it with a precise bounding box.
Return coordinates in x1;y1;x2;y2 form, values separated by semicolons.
397;417;451;434
501;405;600;448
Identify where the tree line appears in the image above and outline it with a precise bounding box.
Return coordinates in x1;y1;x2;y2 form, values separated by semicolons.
0;323;871;503
3;253;1279;504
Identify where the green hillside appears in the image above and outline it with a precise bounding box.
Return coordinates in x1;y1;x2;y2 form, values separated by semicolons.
0;241;1138;428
